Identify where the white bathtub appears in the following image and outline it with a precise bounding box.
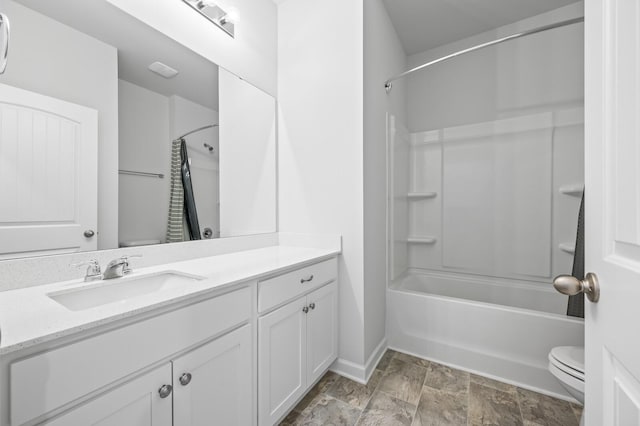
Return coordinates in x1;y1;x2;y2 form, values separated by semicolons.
387;271;584;400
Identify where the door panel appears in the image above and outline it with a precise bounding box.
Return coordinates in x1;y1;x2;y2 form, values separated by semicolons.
44;364;172;426
585;0;640;424
306;281;338;385
0;83;98;259
172;325;252;426
258;297;307;425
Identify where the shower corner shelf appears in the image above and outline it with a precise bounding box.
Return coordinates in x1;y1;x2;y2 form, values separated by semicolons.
559;184;584;197
407;192;437;200
559;243;576;254
407;236;437;244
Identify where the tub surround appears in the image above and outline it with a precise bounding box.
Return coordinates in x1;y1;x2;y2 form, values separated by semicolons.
0;233;341;355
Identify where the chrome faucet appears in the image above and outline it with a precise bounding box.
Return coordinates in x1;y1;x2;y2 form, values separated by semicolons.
103;255;142;280
72;259;102;282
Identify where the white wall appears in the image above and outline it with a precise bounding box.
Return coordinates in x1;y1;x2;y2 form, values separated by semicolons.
105;0;277;96
118;80;170;245
277;0;367;374
407;3;584;131
118;82;220;244
0;0;119;250
363;0;407;367
170;95;220;238
218;69;276;237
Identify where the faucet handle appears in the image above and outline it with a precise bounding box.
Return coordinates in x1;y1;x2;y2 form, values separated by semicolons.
121;254;142;274
71;259;102;281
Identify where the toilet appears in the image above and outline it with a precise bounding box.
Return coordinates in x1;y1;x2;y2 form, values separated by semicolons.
549;346;585;422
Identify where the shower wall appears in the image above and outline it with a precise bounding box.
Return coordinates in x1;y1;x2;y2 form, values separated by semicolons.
169;95;220;239
390;3;584;285
118;81;219;245
118;80;171;245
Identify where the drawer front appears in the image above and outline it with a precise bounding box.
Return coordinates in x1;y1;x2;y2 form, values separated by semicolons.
258;257;337;314
10;286;251;426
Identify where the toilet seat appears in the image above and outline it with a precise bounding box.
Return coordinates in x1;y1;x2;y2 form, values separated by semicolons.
549;346;585;380
548;346;585;400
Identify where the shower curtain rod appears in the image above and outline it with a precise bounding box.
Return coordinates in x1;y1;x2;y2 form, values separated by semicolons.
384;16;584;93
173;124;219;142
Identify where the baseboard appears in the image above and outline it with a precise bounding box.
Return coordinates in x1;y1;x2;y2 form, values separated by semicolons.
364;338;388;382
330;358;367;384
330;338;388;385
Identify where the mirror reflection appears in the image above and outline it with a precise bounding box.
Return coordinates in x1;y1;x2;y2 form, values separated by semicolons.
0;0;276;259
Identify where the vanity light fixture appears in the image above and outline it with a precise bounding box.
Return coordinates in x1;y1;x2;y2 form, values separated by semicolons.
181;0;236;38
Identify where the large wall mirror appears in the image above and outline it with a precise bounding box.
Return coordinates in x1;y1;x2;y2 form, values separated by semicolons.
0;0;277;260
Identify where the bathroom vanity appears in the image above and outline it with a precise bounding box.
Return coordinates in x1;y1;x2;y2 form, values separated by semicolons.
0;241;340;426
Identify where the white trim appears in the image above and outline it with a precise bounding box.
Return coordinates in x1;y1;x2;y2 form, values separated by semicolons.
363;338;388;383
330;358;367;384
330;338;388;385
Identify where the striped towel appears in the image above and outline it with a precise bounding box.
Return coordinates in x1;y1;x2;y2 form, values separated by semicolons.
166;139;184;242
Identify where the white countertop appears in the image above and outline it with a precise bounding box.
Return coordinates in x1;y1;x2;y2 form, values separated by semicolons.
0;245;339;355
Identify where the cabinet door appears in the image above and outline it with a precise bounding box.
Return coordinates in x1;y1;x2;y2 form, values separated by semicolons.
306;281;338;384
258;297;308;425
173;325;252;426
44;364;172;426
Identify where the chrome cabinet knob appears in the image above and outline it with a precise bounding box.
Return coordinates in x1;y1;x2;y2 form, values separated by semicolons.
309;302;316;310
553;272;600;303
300;275;314;284
179;373;192;386
302;306;309;314
158;384;173;398
83;229;95;238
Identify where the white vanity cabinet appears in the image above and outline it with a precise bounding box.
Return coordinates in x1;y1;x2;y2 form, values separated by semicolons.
257;259;338;425
44;364;173;426
172;325;252;425
6;286;254;426
43;325;252;426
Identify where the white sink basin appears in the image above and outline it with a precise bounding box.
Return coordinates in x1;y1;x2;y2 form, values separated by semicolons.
48;271;205;311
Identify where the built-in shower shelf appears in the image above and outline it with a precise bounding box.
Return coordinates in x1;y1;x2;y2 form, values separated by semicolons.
407;237;437;244
559;184;584;197
407;192;437;199
559;243;576;254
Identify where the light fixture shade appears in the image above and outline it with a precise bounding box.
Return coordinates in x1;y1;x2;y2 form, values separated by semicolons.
181;0;235;38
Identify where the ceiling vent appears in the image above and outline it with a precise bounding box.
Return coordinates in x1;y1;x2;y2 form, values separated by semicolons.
148;61;179;79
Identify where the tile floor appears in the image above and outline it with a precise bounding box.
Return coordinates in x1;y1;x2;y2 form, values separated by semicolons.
281;350;583;426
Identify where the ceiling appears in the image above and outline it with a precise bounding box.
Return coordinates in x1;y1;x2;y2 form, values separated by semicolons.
381;0;580;55
18;0;219;110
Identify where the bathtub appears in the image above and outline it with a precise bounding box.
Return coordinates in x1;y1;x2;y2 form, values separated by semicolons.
387;271;584;400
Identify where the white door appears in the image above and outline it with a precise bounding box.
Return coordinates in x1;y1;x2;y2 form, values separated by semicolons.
172;325;253;426
0;83;98;259
258;297;307;425
306;281;338;385
44;364;172;426
585;0;640;424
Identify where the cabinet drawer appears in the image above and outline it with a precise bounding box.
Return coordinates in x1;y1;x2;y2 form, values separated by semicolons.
258;257;337;314
10;287;250;426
